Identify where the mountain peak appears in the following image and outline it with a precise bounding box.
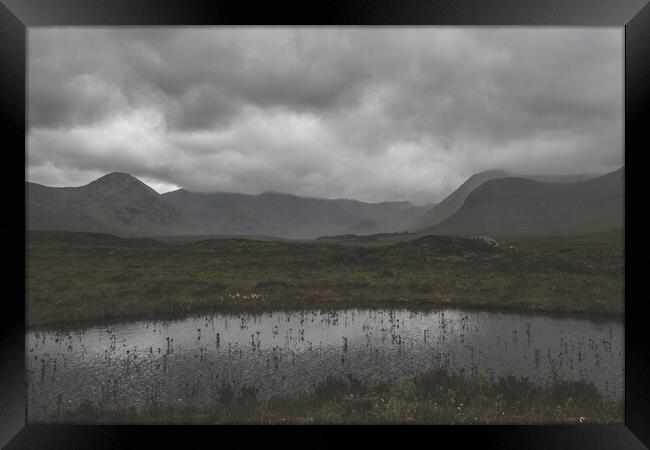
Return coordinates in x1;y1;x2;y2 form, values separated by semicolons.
83;172;159;197
469;169;509;180
95;172;135;182
83;172;137;186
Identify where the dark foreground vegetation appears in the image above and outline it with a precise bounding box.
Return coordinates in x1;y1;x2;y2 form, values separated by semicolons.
27;229;623;327
34;368;622;424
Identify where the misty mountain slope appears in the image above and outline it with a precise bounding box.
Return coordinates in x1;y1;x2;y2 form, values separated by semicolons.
409;170;510;231
28;169;620;239
420;167;623;236
162;189;430;239
27;173;194;236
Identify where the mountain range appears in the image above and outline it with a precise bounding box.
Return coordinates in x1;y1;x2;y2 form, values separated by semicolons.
162;189;429;239
27;173;429;239
27;167;623;239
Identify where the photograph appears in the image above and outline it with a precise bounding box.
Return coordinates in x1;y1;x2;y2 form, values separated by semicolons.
25;26;624;425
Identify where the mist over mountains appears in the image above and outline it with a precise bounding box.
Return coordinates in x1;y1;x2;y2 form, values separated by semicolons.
27;167;623;239
27;173;429;239
162;189;429;239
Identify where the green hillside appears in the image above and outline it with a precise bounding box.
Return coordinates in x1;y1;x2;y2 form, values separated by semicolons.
421;168;623;236
409;170;510;231
27;172;194;236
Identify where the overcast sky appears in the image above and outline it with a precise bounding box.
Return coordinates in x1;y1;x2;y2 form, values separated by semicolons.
27;27;623;204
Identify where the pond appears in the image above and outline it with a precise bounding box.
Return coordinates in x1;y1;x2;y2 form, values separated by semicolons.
27;307;623;420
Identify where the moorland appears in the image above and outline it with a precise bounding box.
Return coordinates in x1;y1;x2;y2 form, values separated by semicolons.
27;228;623;327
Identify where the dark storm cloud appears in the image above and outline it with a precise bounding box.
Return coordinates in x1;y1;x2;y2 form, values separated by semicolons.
27;28;623;203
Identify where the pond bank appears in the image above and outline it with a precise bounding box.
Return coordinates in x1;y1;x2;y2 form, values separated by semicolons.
28;297;623;331
31;368;623;425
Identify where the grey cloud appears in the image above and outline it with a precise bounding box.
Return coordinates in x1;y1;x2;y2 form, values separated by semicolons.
29;28;374;131
27;27;623;204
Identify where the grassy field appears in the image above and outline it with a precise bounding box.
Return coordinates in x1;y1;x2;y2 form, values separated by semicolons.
26;229;623;327
33;368;622;424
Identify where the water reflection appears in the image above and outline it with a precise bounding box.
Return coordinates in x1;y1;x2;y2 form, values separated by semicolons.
27;308;623;420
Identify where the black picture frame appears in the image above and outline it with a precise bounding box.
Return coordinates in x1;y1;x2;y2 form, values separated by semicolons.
1;0;648;448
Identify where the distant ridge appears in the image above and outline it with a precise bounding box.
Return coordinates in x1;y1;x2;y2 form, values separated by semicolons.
420;167;623;236
162;189;429;239
27;172;429;239
409;170;509;231
27;168;623;239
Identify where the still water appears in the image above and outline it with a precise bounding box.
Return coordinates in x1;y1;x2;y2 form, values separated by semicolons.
27;308;622;419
